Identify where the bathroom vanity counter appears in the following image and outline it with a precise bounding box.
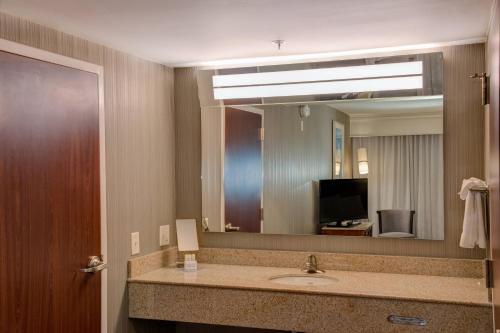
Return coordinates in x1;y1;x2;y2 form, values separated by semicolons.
129;262;491;332
129;263;488;306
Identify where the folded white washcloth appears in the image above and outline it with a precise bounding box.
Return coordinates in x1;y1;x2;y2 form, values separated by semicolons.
458;177;487;249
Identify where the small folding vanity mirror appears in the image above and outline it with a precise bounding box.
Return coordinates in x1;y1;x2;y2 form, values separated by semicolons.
176;219;199;252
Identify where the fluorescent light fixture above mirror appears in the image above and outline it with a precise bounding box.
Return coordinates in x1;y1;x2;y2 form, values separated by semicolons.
213;61;422;87
213;61;423;100
214;76;423;100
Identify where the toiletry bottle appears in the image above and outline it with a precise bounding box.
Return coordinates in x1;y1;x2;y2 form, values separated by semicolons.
184;254;198;272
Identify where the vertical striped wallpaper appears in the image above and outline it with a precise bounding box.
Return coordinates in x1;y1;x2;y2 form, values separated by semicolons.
0;12;176;333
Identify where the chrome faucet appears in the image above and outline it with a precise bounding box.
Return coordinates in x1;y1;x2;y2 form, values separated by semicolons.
302;254;324;274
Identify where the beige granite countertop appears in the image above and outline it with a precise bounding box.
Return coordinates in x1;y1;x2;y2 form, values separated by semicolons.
128;263;489;307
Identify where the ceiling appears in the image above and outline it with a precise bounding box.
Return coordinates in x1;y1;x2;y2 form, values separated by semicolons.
0;0;493;66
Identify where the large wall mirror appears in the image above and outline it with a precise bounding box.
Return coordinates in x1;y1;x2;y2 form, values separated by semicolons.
198;52;444;240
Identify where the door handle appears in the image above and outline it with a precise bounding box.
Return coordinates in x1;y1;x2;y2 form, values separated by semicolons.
225;223;240;232
80;255;107;273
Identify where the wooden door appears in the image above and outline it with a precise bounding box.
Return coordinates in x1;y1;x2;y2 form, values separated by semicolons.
0;48;102;332
224;107;262;233
490;1;500;330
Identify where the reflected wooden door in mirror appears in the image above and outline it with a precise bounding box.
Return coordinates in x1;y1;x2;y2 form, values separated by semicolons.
224;107;263;233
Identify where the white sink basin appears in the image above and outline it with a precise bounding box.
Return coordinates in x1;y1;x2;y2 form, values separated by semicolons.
269;274;337;286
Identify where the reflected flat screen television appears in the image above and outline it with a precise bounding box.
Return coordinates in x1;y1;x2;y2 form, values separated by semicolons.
319;179;368;225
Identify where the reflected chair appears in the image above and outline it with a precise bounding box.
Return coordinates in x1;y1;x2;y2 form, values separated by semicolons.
377;209;415;238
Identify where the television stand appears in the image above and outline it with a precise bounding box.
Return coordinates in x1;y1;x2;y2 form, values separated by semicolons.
325;220;362;228
321;221;373;236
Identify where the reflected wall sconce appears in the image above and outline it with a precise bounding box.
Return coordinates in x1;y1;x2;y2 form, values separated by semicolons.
298;105;310;132
357;148;369;175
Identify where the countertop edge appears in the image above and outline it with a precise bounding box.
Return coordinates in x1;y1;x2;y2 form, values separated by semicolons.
127;277;491;308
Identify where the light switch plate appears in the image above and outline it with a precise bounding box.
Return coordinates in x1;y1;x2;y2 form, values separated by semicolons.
131;232;140;255
159;225;170;246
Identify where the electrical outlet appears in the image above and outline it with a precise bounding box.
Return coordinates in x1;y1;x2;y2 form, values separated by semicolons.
131;232;140;255
159;225;170;246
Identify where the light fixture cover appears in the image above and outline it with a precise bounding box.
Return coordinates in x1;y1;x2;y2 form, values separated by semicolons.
213;61;422;87
212;61;423;99
358;161;369;175
214;76;422;99
357;148;369;175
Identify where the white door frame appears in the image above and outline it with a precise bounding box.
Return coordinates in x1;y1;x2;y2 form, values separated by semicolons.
0;38;108;333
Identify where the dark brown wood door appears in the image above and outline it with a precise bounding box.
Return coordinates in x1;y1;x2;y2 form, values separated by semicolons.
0;50;101;332
224;107;262;233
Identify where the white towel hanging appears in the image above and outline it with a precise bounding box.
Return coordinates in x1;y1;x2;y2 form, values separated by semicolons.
458;178;487;249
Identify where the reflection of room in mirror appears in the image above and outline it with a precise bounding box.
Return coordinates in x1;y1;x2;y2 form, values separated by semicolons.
201;96;444;240
199;51;444;240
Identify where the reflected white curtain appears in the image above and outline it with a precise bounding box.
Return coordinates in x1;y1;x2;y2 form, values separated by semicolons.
352;135;444;239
